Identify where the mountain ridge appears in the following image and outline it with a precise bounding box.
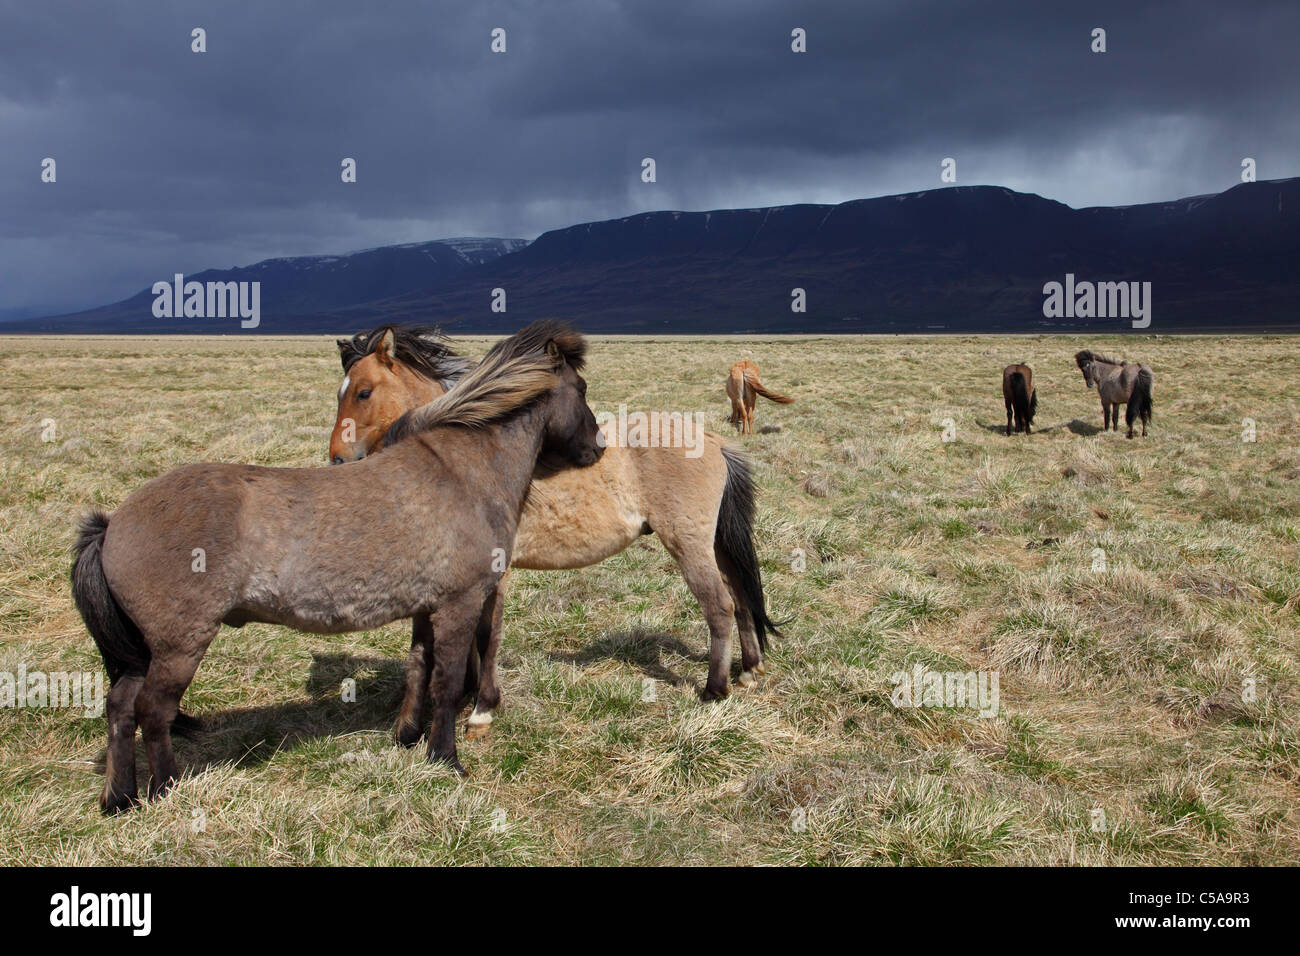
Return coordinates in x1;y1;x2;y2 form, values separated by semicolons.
9;180;1298;334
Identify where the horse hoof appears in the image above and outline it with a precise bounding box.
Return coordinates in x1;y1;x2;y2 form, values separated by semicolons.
394;724;423;749
737;670;757;688
700;684;729;702
100;790;138;815
754;661;766;675
436;757;468;777
148;780;176;802
466;710;493;740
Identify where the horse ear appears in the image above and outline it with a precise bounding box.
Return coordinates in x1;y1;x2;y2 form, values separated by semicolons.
546;340;562;365
373;329;396;367
336;339;351;371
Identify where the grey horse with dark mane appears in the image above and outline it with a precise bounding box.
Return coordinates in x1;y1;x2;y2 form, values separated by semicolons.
71;320;603;812
1074;349;1153;438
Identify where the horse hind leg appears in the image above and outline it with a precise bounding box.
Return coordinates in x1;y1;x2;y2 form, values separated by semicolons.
661;531;736;700
715;550;764;687
466;579;505;741
101;674;144;813
136;640;211;802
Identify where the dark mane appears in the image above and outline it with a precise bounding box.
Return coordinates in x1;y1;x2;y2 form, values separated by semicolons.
338;324;471;386
1075;349;1126;369
382;320;586;447
481;318;586;372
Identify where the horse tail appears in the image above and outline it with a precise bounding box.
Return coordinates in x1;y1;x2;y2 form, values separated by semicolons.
743;368;794;405
71;511;150;685
716;446;784;652
1127;366;1153;429
1009;371;1033;425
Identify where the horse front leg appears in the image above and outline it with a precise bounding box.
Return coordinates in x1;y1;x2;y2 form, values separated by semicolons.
395;614;434;748
1101;401;1110;431
425;592;483;774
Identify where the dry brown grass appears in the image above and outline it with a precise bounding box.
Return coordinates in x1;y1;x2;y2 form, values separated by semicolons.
0;332;1296;865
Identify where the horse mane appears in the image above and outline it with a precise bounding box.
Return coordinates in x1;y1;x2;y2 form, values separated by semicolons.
338;324;472;387
1075;349;1126;369
383;319;586;445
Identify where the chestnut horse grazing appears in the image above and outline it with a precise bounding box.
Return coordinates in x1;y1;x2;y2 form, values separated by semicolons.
1074;349;1153;438
71;321;602;812
1001;363;1037;435
726;360;793;435
331;326;783;736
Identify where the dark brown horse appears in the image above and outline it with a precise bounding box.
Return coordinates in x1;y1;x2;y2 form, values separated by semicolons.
1002;363;1037;435
71;321;602;812
331;326;783;739
1074;350;1153;438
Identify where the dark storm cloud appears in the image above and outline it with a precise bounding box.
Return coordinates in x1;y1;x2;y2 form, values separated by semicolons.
1;0;1297;316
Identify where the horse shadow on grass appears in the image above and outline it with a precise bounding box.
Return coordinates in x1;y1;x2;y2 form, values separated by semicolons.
92;631;722;787
978;419;1102;436
92;652;410;782
548;628;710;688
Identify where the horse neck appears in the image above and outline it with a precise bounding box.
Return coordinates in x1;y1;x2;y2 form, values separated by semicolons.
435;403;551;517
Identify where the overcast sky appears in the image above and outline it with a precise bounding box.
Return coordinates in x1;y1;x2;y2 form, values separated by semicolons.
2;0;1297;318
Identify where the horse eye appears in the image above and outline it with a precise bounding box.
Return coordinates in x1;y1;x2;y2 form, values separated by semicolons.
358;389;372;400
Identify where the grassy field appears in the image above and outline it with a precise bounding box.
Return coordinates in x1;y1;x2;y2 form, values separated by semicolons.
0;332;1296;865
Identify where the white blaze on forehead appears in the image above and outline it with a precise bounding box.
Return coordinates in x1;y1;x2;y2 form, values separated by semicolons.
338;375;350;401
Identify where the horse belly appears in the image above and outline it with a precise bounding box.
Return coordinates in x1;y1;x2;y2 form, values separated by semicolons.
512;448;645;570
232;567;393;633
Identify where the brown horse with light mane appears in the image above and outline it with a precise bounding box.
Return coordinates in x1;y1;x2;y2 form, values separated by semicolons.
71;321;603;811
1001;363;1037;435
726;360;793;435
330;325;783;742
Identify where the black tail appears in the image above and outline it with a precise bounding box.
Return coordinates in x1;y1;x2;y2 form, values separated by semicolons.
1009;371;1035;427
71;512;150;685
1126;366;1153;430
715;446;785;652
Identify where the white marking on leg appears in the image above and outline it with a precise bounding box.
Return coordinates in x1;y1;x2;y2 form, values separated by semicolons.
468;706;493;727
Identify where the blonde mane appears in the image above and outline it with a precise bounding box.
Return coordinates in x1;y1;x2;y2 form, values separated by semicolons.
383;320;585;444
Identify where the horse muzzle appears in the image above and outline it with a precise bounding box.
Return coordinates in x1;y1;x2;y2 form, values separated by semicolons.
329;446;368;466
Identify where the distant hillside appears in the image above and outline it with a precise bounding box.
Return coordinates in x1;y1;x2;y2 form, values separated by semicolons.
11;181;1299;334
12;238;528;333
